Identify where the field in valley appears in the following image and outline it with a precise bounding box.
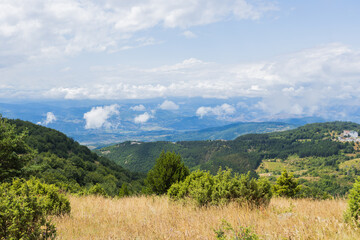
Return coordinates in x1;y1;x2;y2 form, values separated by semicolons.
54;195;360;240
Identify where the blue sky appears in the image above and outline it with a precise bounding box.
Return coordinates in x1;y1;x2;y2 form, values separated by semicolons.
1;0;360;122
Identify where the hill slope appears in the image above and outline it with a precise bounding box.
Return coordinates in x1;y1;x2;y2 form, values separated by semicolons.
160;121;295;141
5;118;144;195
96;121;360;196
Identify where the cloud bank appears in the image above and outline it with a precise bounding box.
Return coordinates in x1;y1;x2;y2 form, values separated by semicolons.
0;0;275;62
2;43;360;120
40;43;360;118
83;104;119;129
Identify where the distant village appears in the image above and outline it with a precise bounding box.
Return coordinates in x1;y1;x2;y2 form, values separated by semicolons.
338;130;360;142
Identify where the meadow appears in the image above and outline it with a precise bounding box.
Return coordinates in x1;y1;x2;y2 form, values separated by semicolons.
54;195;359;240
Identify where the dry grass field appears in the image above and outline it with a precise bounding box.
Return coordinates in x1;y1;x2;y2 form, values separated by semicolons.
53;195;360;240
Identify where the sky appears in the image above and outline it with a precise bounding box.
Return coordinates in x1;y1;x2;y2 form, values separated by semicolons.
1;0;360;121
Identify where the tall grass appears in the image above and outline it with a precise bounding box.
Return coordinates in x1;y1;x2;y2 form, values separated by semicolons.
54;195;359;239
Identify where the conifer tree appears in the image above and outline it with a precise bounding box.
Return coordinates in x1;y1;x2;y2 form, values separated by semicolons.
145;151;189;195
273;169;301;198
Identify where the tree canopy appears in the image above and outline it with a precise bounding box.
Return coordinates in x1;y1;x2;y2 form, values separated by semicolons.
145;151;189;195
0;117;34;181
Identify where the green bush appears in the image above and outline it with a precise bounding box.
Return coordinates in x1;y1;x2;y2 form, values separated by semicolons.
119;183;131;197
187;170;214;206
214;220;260;240
168;168;272;207
344;177;360;225
145;151;189;195
273;169;301;198
0;178;71;239
88;183;108;197
10;178;71;216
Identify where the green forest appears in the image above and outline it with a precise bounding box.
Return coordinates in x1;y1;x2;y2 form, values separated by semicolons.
96;121;360;197
2;117;144;196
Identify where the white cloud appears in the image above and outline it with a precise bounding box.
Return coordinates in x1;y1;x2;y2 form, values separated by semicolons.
196;103;235;118
83;104;119;129
182;30;197;39
130;104;146;111
39;44;360;104
4;42;360;120
0;0;276;62
159;100;179;110
37;112;57;125
134;112;152;124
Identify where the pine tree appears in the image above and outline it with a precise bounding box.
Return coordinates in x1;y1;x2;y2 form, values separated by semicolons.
273;169;301;198
145;151;189;195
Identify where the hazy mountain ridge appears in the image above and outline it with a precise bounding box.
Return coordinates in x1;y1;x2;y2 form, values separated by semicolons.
0;99;330;146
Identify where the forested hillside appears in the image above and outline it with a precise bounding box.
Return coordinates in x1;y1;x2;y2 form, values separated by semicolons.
2;118;144;195
96;121;360;196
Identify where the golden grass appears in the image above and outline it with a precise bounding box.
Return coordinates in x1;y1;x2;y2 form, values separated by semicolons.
53;195;360;240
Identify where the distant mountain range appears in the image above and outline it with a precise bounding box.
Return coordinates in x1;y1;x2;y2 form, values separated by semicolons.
156;121;296;141
0;98;331;145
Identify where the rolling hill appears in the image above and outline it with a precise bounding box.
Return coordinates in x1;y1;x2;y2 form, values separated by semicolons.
96;121;360;196
3;118;144;195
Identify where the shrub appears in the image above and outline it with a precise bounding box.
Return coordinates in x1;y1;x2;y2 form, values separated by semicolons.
10;178;71;215
0;178;71;239
214;220;260;240
88;183;108;197
146;151;189;195
119;183;131;197
344;177;360;225
273;169;301;198
168;168;272;207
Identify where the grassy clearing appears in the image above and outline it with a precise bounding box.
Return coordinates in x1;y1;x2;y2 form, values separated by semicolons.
54;195;359;240
257;160;300;174
339;158;360;170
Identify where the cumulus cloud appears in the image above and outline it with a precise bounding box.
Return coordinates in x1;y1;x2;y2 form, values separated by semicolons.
196;103;236;118
134;112;152;124
83;104;119;129
37;112;57;125
182;30;197;39
159;100;179;110
130;104;146;111
0;0;276;62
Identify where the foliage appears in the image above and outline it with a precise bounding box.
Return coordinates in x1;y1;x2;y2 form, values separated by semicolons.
0;178;70;239
88;183;108;197
168;169;272;207
273;170;301;198
214;220;260;240
344;177;360;225
96;122;353;179
0;117;34;182
5;117;145;196
145;151;189;195
119;183;131;197
298;185;331;200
